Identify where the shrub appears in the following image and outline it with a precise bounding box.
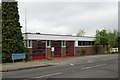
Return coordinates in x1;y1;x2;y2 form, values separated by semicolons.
81;49;86;56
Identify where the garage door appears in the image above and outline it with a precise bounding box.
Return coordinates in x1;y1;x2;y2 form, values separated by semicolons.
51;41;61;58
66;41;74;57
32;41;46;60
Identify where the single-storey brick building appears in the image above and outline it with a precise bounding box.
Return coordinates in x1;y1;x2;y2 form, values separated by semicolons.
22;33;104;60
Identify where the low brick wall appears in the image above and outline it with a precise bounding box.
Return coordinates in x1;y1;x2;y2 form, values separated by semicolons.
75;46;104;56
75;47;94;56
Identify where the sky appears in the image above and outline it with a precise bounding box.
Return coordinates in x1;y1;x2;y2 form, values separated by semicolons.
17;0;118;36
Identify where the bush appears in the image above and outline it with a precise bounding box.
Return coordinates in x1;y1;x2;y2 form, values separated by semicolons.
2;55;12;63
94;45;99;54
46;58;53;60
81;49;86;56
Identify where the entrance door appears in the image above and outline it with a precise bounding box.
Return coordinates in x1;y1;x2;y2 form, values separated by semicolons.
51;41;61;58
32;41;46;60
66;41;74;57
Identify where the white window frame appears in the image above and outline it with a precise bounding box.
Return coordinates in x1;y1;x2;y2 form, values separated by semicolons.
75;41;78;47
25;40;32;48
46;40;51;48
62;41;66;47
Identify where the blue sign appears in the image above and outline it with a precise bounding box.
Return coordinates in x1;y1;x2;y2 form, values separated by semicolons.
12;53;26;60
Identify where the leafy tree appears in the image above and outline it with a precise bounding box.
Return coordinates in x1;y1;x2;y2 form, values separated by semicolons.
118;36;120;52
95;29;109;54
2;0;27;62
76;29;85;37
95;29;108;47
96;29;119;47
107;30;118;48
117;32;120;52
95;29;119;54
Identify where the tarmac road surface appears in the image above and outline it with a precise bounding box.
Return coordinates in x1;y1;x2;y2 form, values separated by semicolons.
2;54;119;79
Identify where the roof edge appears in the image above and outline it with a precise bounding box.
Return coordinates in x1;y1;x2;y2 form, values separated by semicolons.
22;33;95;38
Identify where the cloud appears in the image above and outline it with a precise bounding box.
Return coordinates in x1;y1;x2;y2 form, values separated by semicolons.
18;2;118;36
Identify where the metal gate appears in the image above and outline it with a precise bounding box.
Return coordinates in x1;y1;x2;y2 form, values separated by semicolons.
32;41;46;60
51;41;61;58
66;41;74;57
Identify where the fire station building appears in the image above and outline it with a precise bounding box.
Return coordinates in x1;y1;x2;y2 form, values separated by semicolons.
23;33;104;60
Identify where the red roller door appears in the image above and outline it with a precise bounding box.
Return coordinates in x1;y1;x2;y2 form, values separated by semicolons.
51;41;61;58
32;41;46;60
66;41;74;57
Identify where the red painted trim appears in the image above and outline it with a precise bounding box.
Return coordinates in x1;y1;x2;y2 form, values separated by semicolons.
53;54;61;58
66;54;74;57
32;56;45;60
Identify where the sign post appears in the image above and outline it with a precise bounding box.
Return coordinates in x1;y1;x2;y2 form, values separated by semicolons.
51;47;54;58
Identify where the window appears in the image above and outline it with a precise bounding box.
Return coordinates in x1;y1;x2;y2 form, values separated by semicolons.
62;41;66;47
92;41;95;45
83;41;85;46
30;40;32;47
78;41;85;46
29;40;31;47
90;41;92;45
27;40;32;47
85;41;89;45
47;40;51;47
24;40;29;47
78;41;95;46
78;41;82;46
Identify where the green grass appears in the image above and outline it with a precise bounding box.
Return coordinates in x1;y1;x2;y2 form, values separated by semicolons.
46;58;53;60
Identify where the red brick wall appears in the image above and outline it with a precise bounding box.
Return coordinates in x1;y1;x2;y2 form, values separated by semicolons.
98;46;104;55
28;48;32;60
46;48;51;58
61;47;66;57
75;47;94;56
75;46;104;56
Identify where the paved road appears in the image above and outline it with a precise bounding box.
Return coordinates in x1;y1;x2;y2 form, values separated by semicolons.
2;54;119;79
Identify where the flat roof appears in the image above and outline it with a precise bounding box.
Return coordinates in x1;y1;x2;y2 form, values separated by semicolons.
22;33;95;41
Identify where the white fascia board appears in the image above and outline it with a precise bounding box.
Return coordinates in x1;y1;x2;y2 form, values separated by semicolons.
22;34;95;41
77;37;95;41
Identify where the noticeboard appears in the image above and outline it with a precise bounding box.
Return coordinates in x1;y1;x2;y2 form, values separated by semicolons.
51;47;55;52
12;53;26;60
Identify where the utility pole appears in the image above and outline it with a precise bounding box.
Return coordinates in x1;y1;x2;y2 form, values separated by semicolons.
25;8;28;48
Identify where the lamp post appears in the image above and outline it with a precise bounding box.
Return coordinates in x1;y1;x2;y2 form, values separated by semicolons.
25;8;28;48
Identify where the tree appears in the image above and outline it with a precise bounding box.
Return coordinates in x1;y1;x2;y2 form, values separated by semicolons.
118;36;120;52
117;32;120;52
96;29;119;47
95;29;108;47
95;29;109;54
76;29;85;37
95;29;119;54
107;30;118;48
2;0;27;62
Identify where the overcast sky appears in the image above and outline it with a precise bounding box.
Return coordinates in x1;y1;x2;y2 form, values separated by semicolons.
17;0;118;36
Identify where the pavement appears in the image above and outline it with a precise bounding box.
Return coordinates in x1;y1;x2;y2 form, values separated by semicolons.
2;54;118;79
1;54;118;72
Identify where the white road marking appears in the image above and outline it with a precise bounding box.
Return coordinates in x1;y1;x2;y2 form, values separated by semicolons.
70;63;74;66
87;61;94;63
86;58;116;62
81;64;106;70
34;72;63;78
103;58;115;60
